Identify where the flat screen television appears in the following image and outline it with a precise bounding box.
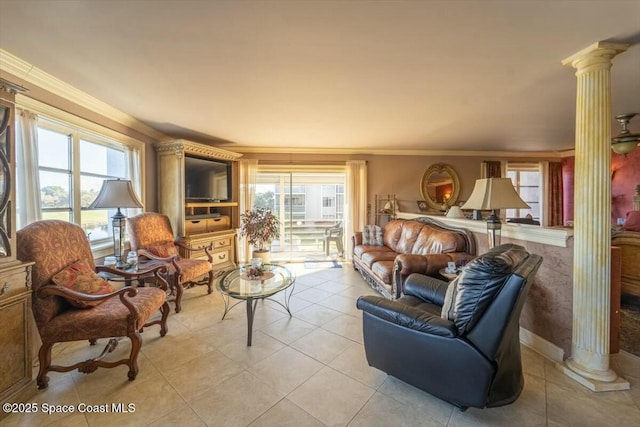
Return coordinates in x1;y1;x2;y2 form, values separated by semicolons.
184;154;232;202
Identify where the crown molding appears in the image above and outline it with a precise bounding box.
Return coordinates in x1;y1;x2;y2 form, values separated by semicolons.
225;145;568;158
0;49;168;141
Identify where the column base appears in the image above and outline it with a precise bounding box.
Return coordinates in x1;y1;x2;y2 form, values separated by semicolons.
558;360;630;392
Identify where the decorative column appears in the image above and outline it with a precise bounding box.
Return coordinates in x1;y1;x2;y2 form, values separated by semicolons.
560;42;630;391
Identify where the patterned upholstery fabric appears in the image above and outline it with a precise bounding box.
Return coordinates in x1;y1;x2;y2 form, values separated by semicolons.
128;213;175;251
39;287;165;343
127;212;213;313
17;220;96;327
17;219;169;389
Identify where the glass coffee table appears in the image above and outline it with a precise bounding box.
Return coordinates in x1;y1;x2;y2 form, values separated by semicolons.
217;264;295;346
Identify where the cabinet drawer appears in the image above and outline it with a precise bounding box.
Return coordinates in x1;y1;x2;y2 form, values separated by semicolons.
211;250;231;266
207;216;230;232
0;268;31;303
185;219;208;234
212;236;232;250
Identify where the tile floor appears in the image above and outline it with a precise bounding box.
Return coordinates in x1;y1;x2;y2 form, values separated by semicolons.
3;263;639;427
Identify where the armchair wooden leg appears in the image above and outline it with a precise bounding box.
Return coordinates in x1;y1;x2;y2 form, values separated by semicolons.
174;282;184;313
37;342;53;389
207;271;214;294
89;338;97;345
127;330;142;381
159;301;170;336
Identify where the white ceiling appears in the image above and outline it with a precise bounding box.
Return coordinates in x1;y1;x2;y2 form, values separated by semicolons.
0;0;639;153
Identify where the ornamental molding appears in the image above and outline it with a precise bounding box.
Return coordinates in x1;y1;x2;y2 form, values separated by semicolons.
154;139;242;161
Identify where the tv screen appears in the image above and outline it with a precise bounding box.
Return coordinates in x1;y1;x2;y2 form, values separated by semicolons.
184;155;231;202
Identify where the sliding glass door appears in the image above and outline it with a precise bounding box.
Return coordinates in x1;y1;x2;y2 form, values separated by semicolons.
255;169;346;262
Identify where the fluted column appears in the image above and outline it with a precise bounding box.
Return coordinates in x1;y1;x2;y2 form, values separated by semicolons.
561;42;629;391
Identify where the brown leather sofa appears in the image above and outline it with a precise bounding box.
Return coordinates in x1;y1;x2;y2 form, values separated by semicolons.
352;218;476;299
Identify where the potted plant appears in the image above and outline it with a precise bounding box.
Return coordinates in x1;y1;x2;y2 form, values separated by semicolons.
239;207;280;263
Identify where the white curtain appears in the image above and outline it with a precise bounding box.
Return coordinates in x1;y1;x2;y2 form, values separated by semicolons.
125;147;143;217
238;159;258;263
345;160;367;261
15;108;41;229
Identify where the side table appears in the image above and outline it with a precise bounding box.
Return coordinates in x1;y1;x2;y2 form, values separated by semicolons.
97;260;169;291
439;268;460;282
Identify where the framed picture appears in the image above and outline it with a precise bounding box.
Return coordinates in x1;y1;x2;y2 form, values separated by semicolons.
416;200;428;212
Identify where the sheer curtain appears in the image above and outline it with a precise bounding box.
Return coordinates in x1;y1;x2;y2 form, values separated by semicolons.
345;160;367;261
238;159;258;263
15;108;41;229
125;146;143;217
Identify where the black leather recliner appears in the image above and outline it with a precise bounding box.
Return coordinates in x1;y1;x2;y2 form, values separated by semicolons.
356;244;542;410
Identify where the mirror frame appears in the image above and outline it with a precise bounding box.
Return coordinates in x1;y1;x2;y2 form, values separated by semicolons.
419;163;460;211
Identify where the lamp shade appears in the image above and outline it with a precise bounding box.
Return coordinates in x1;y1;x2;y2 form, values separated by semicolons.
88;179;143;209
446;205;465;218
461;178;530;211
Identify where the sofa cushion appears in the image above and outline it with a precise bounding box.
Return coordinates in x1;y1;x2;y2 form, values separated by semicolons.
354;244;395;259
361;250;398;268
444;244;529;335
52;260;115;308
412;226;466;255
391;221;425;254
371;260;395;285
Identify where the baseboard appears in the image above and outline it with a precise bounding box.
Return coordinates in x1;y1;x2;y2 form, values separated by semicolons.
520;327;565;362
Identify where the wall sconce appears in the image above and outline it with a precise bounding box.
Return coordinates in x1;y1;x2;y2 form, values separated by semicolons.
612;113;640;155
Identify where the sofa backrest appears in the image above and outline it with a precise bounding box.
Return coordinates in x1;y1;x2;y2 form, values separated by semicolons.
382;219;471;255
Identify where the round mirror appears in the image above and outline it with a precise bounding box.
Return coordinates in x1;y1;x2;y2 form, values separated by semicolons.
419;163;460;211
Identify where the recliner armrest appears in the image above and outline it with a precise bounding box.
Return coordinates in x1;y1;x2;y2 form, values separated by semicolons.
356;295;457;337
403;273;449;306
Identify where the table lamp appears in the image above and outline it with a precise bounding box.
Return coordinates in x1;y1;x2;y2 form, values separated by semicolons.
88;179;143;267
461;178;530;248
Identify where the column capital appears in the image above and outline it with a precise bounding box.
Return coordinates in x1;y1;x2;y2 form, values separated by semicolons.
562;41;629;74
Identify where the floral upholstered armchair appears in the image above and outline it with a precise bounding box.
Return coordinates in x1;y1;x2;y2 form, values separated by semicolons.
128;212;214;313
17;220;170;389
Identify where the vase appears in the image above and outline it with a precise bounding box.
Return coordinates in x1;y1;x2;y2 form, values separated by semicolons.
252;250;270;264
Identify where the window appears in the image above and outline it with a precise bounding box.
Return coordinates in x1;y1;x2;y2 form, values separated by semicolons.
36;117;142;248
506;163;541;220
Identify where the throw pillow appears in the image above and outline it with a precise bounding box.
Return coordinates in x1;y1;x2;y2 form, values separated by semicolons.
52;260;115;308
440;276;460;320
622;211;640;232
362;225;384;246
148;243;179;258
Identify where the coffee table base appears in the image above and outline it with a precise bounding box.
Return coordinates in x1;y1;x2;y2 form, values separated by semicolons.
220;283;295;346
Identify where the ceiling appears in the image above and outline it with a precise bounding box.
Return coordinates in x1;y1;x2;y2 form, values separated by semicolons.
0;1;639;154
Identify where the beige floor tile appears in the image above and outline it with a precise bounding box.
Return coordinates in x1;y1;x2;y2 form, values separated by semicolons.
263;294;314;314
293;304;343;326
2;375;80;427
288;366;375;427
329;342;387;389
348;391;447;427
318;294;361;317
295;287;334;304
42;413;89;427
248;398;324;427
248;346;324;394
316;279;354;294
338;285;379;299
521;345;546;380
145;400;205;427
216;330;286;368
258;315;317;344
141;334;217;372
291;327;353;364
189;371;285;427
377;376;454;425
81;374;185;426
162;348;244;401
322;314;363;343
545;379;640;427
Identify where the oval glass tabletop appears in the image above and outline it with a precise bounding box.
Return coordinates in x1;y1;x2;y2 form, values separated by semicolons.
217;264;295;300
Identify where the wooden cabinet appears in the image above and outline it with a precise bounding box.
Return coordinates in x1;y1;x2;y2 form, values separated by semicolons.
155;140;241;271
0;80;37;419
